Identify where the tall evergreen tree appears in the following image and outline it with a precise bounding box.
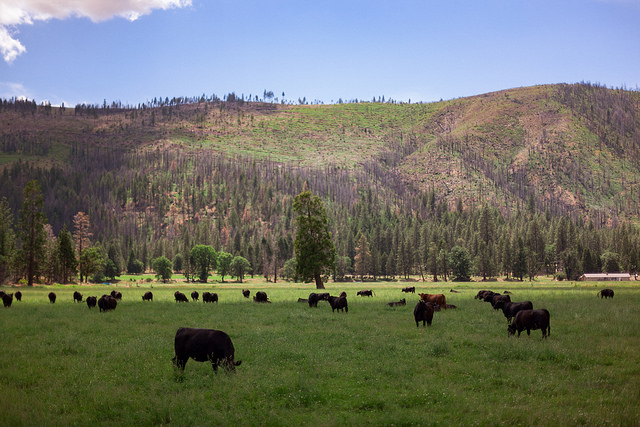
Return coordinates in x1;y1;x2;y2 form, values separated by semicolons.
73;212;92;283
0;197;15;284
58;224;77;284
293;191;336;289
18;180;47;286
354;233;370;280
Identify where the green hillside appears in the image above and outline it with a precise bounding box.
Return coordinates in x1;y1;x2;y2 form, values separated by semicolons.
1;83;639;283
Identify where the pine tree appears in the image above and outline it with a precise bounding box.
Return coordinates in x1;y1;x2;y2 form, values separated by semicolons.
354;233;370;280
293;191;336;289
73;212;92;283
17;180;47;286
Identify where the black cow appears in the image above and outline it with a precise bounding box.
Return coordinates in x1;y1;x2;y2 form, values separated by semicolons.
48;292;56;304
597;289;614;299
142;291;153;301
191;291;199;302
308;292;320;307
253;291;270;303
491;294;511;310
174;291;189;302
2;293;13;308
328;295;348;312
98;294;117;312
507;309;551;339
242;289;250;298
414;300;434;327
499;301;533;323
73;291;83;303
402;286;416;293
0;290;4;298
297;298;308;303
172;327;242;373
110;290;122;300
86;296;97;309
14;291;22;301
202;292;218;303
387;298;406;307
357;289;374;297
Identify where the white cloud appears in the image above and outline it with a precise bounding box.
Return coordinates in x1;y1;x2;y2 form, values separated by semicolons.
0;82;33;100
0;0;192;63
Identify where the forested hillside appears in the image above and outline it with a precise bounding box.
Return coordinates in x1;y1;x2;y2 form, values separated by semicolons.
1;83;639;284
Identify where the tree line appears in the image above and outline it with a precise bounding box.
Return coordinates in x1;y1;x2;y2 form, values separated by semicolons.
2;176;640;287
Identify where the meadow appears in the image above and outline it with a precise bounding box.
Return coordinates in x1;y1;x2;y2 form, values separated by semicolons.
1;279;639;426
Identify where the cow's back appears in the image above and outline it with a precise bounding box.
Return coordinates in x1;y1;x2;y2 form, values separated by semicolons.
175;327;234;362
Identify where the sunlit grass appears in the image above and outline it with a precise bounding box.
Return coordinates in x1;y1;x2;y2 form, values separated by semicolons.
1;280;638;425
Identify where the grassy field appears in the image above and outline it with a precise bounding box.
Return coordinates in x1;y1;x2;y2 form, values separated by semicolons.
1;279;639;425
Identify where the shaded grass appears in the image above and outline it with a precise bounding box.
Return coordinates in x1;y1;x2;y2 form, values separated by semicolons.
0;282;639;425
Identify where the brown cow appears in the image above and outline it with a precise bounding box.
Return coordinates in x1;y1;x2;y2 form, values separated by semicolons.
419;293;447;308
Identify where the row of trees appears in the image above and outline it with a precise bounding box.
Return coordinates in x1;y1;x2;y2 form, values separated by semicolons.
2;178;638;289
0;183;331;287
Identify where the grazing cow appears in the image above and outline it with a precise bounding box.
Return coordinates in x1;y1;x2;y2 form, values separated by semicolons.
98;294;117;312
110;290;122;301
172;327;242;373
328;295;348;312
477;290;499;302
253;291;270;303
174;291;189;302
444;304;457;309
499;301;533;323
2;293;13;308
297;298;308;303
202;292;218;303
191;291;199;302
86;296;97;309
402;286;416;293
0;290;4;298
142;291;153;301
48;292;56;304
419;293;447;308
597;289;614;299
508;309;551;339
450;289;461;293
357;289;374;297
242;289;250;298
14;291;22;301
387;298;406;307
73;291;83;303
414;300;434;327
491;294;511;310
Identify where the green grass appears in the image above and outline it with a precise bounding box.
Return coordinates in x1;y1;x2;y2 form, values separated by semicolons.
1;280;639;425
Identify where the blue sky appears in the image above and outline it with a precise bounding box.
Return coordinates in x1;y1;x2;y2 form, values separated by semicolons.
1;0;639;106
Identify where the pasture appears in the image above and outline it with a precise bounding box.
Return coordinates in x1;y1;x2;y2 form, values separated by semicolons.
1;280;639;425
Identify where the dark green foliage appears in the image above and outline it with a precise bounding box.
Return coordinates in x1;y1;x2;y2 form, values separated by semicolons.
230;256;250;283
17;180;47;286
217;251;233;282
449;245;472;281
293;191;336;289
79;247;104;283
0;197;15;284
57;225;76;283
152;256;173;282
190;245;216;283
127;249;143;274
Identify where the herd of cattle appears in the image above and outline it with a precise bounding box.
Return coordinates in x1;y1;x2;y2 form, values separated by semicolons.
1;284;617;375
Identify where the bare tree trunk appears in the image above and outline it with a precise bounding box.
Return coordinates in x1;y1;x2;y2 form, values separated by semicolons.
314;272;325;289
